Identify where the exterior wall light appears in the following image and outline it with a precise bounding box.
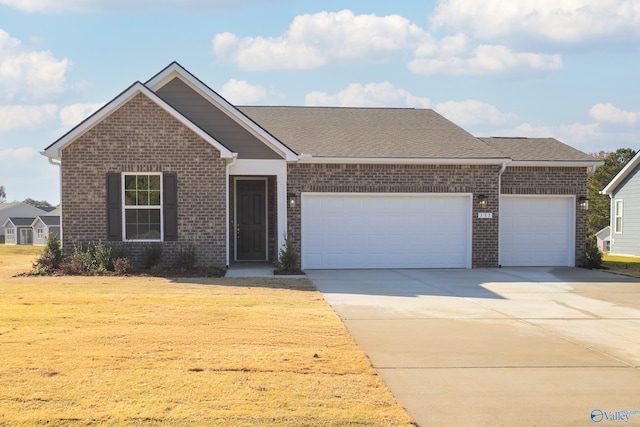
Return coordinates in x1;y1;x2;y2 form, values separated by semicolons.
578;196;589;210
288;193;297;208
477;194;487;207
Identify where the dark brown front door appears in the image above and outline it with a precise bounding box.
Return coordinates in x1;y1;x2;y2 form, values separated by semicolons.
236;179;267;261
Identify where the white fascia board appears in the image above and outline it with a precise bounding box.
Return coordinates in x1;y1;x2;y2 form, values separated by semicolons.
601;151;640;195
42;82;235;160
508;160;602;168
146;63;298;161
228;159;287;176
2;218;14;227
295;156;512;165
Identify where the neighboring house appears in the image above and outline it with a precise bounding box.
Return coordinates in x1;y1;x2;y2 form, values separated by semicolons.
601;150;640;257
3;217;36;245
42;62;599;269
0;203;48;242
31;216;61;246
595;226;611;253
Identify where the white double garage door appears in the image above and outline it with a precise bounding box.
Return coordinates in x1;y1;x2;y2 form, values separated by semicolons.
301;193;575;269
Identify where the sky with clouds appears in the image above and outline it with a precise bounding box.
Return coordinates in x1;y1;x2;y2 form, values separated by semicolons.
0;0;639;204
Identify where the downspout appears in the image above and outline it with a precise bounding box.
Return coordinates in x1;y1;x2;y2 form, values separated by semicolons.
225;154;238;268
47;155;62;244
587;163;599;177
497;162;507;267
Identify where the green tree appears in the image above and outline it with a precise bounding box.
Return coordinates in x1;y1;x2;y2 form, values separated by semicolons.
587;148;637;236
0;185;5;202
23;198;53;208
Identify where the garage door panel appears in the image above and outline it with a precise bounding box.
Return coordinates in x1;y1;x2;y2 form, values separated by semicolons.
500;196;574;267
302;194;470;269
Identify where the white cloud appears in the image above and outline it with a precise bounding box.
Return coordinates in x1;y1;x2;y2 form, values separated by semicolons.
213;10;428;70
435;100;518;126
409;44;563;76
305;82;431;108
0;146;38;161
0;104;58;131
0;0;270;13
430;0;640;46
0;29;71;101
589;103;640;125
59;102;105;129
219;79;266;104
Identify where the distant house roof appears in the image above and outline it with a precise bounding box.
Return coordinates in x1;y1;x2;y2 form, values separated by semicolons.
239;106;508;162
601;150;640;195
479;137;597;164
595;226;611;239
3;217;37;227
33;216;60;227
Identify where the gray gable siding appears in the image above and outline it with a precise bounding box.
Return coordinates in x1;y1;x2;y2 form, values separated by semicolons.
155;78;281;160
610;165;640;256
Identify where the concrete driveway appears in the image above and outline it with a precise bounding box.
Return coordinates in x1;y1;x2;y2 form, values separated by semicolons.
307;267;640;427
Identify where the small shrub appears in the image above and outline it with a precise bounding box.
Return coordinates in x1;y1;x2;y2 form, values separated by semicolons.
274;235;299;273
31;235;64;274
58;257;85;275
71;241;114;274
581;235;603;269
175;244;197;272
142;244;163;268
113;257;132;275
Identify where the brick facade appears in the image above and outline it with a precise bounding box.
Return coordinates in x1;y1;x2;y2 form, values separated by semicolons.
58;93;589;270
501;166;588;266
61;93;228;267
286;163;501;268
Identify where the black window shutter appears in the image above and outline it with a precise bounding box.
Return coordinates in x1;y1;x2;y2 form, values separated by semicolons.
106;173;122;241
163;173;178;241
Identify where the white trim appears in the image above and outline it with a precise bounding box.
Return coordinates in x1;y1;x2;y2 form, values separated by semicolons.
296;156;510;165
233;177;269;262
146;63;298;161
301;192;473;269
499;194;575;267
613;199;623;234
229;159;288;254
602;151;640;195
121;172;163;242
507;160;602;168
42;82;235;160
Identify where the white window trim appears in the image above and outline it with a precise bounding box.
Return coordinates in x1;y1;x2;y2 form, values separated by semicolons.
6;228;15;238
614;199;623;234
36;228;44;239
121;172;164;242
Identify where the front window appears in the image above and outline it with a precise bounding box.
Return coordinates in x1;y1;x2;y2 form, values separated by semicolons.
614;200;623;233
36;228;44;239
123;174;162;240
7;228;15;239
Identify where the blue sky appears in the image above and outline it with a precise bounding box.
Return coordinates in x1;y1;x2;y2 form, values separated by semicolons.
1;0;639;205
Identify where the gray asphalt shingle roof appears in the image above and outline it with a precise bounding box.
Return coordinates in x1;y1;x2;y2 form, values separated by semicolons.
239;106;508;159
479;137;595;162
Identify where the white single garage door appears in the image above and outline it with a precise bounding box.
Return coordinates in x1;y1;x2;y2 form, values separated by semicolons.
301;193;471;269
499;196;574;267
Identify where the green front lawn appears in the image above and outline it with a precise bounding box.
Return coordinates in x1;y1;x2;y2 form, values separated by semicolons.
601;254;640;279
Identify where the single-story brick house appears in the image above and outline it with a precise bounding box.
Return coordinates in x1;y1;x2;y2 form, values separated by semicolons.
42;62;599;269
601;149;640;257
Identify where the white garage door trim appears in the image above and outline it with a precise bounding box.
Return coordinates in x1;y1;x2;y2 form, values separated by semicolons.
301;192;472;269
499;195;575;267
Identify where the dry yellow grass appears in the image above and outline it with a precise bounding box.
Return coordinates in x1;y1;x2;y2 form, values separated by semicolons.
0;246;413;426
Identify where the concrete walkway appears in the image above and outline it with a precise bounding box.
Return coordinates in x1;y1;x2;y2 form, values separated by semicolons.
307;268;640;426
